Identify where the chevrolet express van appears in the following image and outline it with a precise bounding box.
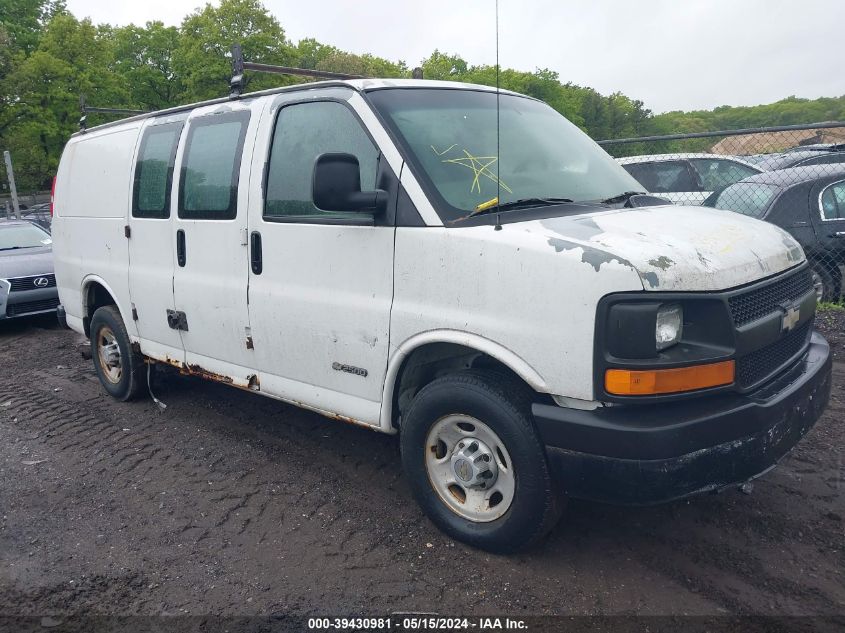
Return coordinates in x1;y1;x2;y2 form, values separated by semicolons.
52;80;832;552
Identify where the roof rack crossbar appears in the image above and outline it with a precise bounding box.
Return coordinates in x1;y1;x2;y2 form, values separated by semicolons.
78;95;148;131
229;43;365;98
83;106;147;115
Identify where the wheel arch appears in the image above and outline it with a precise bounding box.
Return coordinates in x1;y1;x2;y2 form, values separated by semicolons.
80;275;129;338
380;330;549;433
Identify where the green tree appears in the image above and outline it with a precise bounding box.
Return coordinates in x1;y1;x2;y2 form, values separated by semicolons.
2;13;123;189
111;22;183;110
293;38;339;70
420;50;468;80
174;0;296;102
315;51;408;78
0;0;66;55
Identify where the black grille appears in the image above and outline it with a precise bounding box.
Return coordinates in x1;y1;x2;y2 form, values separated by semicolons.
728;268;814;327
5;297;60;317
8;274;56;292
736;320;812;388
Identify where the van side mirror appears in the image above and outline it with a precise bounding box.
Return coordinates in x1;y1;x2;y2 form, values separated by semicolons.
312;153;387;214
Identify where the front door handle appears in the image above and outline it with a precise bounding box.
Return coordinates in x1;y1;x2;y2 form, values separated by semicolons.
829;231;845;239
176;229;186;267
250;231;262;275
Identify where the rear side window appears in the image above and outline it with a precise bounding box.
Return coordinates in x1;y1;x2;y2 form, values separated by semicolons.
264;101;379;220
623;161;698;193
179;111;250;220
133;121;183;219
820;181;845;220
796;153;845;168
713;182;780;218
689;158;759;191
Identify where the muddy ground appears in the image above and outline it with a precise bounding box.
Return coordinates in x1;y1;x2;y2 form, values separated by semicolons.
0;312;843;622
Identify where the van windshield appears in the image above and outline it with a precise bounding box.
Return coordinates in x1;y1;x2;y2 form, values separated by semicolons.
367;88;642;222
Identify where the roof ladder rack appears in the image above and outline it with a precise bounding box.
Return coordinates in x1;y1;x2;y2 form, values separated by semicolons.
79;95;148;131
229;43;366;98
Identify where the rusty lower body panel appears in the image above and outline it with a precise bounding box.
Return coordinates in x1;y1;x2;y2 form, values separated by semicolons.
150;356;259;391
535;331;832;505
145;355;378;430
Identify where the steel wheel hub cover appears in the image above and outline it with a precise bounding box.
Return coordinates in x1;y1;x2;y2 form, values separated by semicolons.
450;438;498;489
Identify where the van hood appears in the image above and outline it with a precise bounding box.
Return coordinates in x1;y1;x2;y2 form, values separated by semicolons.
522;205;804;291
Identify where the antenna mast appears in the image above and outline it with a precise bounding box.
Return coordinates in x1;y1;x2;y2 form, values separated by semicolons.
494;0;502;230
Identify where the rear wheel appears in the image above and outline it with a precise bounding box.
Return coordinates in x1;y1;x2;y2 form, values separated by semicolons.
90;305;145;401
810;261;841;303
400;370;562;553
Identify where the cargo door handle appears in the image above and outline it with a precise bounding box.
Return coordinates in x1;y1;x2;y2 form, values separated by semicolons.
176;229;186;267
250;231;263;275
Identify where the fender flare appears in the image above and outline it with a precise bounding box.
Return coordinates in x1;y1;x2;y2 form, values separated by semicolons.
379;329;548;432
80;274;132;334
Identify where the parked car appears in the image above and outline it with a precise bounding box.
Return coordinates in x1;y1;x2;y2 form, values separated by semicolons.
749;149;845;171
52;79;831;552
616;153;762;204
0;220;59;320
703;165;845;301
783;143;845;153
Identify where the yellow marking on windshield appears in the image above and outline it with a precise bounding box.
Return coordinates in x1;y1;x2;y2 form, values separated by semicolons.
431;144;458;156
439;148;512;195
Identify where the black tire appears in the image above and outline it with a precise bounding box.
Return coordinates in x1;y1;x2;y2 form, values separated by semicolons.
810;261;841;303
90;305;145;401
400;370;562;553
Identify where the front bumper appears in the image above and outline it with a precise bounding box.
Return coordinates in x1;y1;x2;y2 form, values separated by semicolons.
0;285;60;320
533;331;832;505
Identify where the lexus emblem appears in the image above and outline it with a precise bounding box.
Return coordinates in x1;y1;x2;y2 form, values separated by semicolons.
781;305;800;332
33;276;49;288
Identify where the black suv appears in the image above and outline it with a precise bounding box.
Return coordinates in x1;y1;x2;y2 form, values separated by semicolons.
703;165;845;301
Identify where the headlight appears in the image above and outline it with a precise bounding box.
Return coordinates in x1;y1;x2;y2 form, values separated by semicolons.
656;303;683;351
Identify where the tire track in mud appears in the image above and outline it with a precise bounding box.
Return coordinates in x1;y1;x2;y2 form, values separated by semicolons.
1;323;844;616
0;374;515;614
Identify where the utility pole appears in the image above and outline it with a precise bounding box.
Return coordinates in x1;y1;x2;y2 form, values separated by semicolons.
3;151;21;221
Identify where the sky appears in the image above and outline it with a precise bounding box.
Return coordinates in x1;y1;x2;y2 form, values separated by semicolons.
64;0;844;114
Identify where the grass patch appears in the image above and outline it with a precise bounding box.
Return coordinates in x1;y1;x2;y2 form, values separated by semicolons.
818;301;845;312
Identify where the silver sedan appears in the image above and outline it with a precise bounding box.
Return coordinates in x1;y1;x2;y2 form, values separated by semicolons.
0;221;59;320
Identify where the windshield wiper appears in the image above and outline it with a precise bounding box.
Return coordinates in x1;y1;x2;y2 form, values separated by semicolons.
469;197;575;217
599;191;646;204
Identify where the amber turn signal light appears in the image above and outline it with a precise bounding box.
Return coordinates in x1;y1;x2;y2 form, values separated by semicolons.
605;360;735;396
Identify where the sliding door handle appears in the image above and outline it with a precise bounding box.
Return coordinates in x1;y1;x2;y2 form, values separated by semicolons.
250;231;263;275
176;229;186;267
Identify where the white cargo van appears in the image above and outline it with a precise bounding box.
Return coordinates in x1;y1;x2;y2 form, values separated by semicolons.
52;79;831;552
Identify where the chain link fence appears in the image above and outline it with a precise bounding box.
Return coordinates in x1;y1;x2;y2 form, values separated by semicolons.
599;122;845;303
0;153;52;230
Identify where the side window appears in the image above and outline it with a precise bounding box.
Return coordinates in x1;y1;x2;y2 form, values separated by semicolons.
179;111;250;220
689;158;758;191
132;122;183;218
623;161;696;193
715;182;779;218
820;181;845;220
798;153;845;168
264;101;379;220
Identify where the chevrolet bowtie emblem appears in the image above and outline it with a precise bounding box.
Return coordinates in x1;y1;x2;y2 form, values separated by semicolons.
782;305;800;332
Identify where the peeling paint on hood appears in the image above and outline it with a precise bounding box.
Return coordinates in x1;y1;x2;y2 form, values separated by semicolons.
528;205;805;291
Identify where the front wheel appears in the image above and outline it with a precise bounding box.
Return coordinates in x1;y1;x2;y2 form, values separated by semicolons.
400;371;562;553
